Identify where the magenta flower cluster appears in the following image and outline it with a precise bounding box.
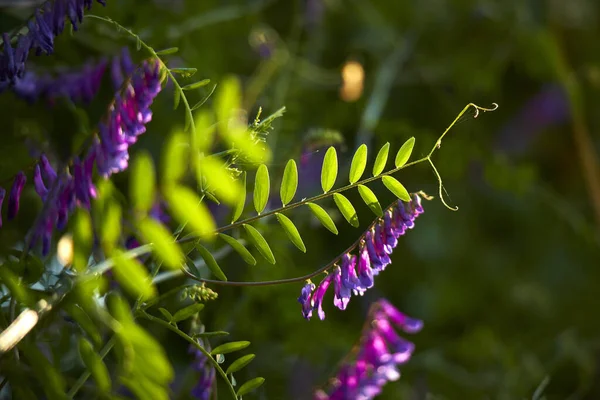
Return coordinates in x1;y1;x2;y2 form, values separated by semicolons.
298;193;424;320
314;299;423;399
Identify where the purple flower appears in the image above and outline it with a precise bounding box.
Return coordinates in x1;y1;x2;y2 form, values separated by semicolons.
7;172;27;220
332;267;351;310
0;187;5;228
313;274;333;320
298;281;316;320
189;341;215;399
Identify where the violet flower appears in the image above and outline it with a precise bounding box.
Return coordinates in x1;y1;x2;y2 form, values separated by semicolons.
314;299;423;400
299;193;424;320
0;187;5;228
7;172;27;220
189;340;215;400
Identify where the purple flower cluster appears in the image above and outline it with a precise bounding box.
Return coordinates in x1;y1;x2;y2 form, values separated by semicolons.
0;0;106;86
298;194;424;320
189;341;215;400
0;58;162;255
314;299;423;400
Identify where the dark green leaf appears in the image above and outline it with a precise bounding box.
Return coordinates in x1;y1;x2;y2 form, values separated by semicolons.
20;342;66;398
165;185;216;239
243;224;275;264
170;67;197;77
357;185;383;217
306;203;338;235
280;159;298;206
237;377;265;397
226;354;255;375
193;331;229;338
158;308;173;322
73;209;93;272
78;338;111;393
182;79;210;91
394;137;415;168
173;88;181;110
275;213;306;252
321;146;338;193
137;217;183;269
211;341;250;355
196;244;228;281
172;303;205;322
155;47;178;55
218;233;256;265
333;193;359;227
349;144;368;184
130;151;155;214
382;176;411;201
373;142;390;176
112;249;156;300
232;171;246;223
64;304;102;346
254;164;270;214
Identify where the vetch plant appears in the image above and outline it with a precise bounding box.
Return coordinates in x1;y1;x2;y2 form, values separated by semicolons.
0;3;499;399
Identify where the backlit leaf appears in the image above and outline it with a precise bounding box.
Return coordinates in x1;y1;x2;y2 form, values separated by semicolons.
173;87;180;110
226;354;255;375
130;151;155;214
349;144;368;184
232;171;246;223
394;137;415;168
170;67;197;77
172;303;205;322
165;185;216;239
237;377;265;397
161;131;188;184
280;159;298;206
218;233;256;265
78;338;111;393
137;217;183;269
155;47;178;55
243;224;275;264
211;341;250;355
333;193;359;227
321;146;338;193
112;249;156;300
196;156;241;205
373;142;390;176
101;201;121;254
382;176;411;201
196;244;227;281
182;79;210;91
275;213;306;252
306;203;338;234
357;185;383;217
73;209;92;272
254;164;270;214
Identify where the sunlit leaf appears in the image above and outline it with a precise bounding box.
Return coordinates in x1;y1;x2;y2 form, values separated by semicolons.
333;193;359;227
226;354;255;375
193;110;216;154
306;203;338;234
73;209;92;272
237;377;265;397
101;201;121;254
280;159;298;206
254;164;270;214
218;233;256;265
394;137;415;168
243;224;275;264
112;249;156;300
211;341;250;355
155;47;178;55
161;131;188;184
357;185;383;217
137;217;183;269
78;338;111;393
182;79;210;91
382;176;411;201
197;156;242;205
349;144;368;184
165;185;216;239
321;146;338;193
215;75;241;128
195;243;228;281
172;303;205;322
130;151;155;214
373;142;390;176
275;213;306;252
232;171;246;223
170;67;197;77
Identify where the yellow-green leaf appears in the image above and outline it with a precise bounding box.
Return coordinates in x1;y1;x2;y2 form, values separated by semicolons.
196;244;227;281
275;213;306;252
137;217;183;269
155;47;178;55
382;176;411;201
193;110;215;154
321;146;338;193
130;151;155;214
237;377;265;397
112;249;156;300
394;137;415;168
306;203;338;234
78;338;111;393
211;341;250;355
280;159;298;206
373;142;390;176
243;224;275;264
357;185;383;217
226;354;255;375
218;233;256;265
232;171;246;223
161;131;188;184
196;156;241;205
333;193;359;227
349;144;368;184
73;209;92;272
254;164;270;214
101;201;121;254
172;303;205;322
165;185;216;239
182;79;210;91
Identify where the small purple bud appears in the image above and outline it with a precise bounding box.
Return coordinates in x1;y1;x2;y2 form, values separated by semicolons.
8;172;26;220
33;164;48;199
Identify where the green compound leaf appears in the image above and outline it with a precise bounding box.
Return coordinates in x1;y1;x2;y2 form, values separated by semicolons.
372;142;390;176
306;202;338;235
394;137;415;168
165;185;216;240
357;185;383;217
158;308;173;322
226;354;255;375
349;144;368;184
112;249;156;300
137;217;183;270
196;243;228;281
321;146;338;193
211;341;251;356
237;377;265;397
280;159;298;206
130;151;155;214
275;213;306;252
196;156;242;205
218;233;256;265
231;171;246;223
243;224;276;264
333;193;359;227
78;338;111;393
382;176;411;202
182;79;210;91
172;303;205;323
254;164;270;214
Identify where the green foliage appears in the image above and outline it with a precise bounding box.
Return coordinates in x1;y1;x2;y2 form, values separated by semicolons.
232;171;247;223
381;175;411;202
253;164;270;214
275;213;306;252
73;209;93;272
243;224;276;264
165;185;216;239
226;354;256;375
211;341;251;355
130;151;156;214
349;144;368;184
196;243;228;281
197;156;242;205
306;203;339;234
237;377;265;397
280;159;298;206
78;338;111;393
321;146;338;193
111;249;156;300
357;185;383;217
373;142;390;177
218;233;257;265
394;137;415;168
172;303;205;322
137;217;183;269
333;193;359;227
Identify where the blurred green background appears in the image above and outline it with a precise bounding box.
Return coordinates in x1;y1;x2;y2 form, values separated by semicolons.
2;0;600;399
